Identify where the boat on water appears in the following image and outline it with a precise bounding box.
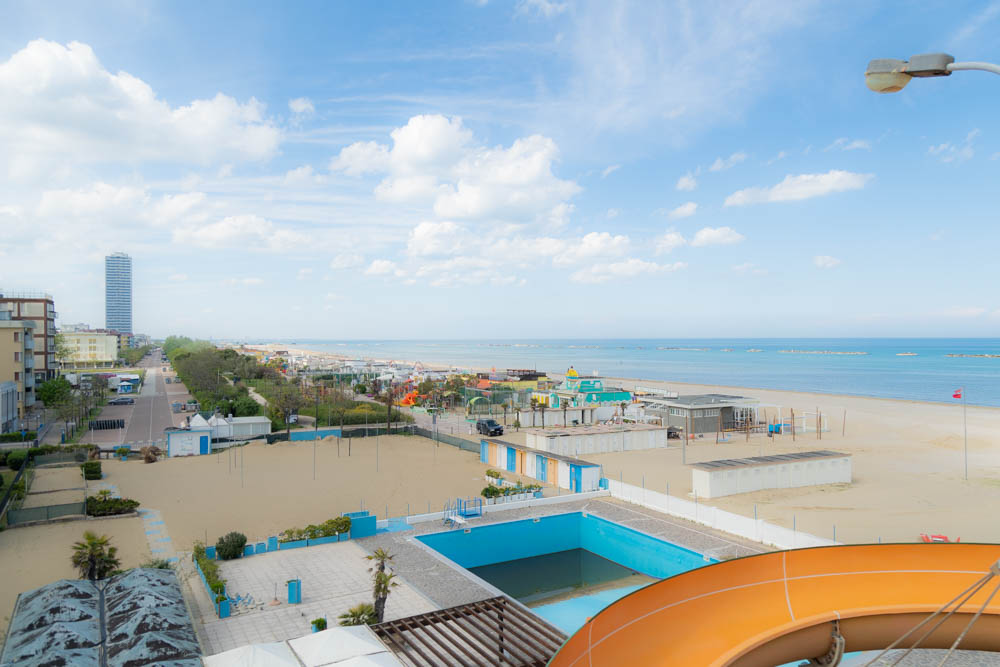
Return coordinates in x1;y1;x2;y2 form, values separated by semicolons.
896;352;918;356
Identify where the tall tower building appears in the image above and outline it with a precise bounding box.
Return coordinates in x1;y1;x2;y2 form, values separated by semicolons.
105;252;133;334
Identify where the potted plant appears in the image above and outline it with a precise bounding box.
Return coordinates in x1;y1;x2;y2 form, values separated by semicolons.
116;446;130;461
311;617;327;633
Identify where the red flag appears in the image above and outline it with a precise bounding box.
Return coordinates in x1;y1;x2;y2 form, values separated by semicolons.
953;389;963;399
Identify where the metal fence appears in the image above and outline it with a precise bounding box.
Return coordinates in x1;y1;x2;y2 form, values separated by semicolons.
7;501;87;526
413;426;480;453
0;464;27;525
34;451;89;466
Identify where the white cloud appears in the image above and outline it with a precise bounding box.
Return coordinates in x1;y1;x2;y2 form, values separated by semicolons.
284;164;325;185
553;232;630;266
224;277;264;286
168;273;188;282
655;231;686;255
765;151;788;165
330;253;364;270
288;97;315;115
297;268;313;280
825;138;871;151
928;129;979;163
332;115;580;224
558;4;814;135
675;172;697;191
667;202;697;219
732;262;767;275
0;39;280;178
606;208;619;219
406;221;467;257
517;0;568;18
708;152;747;172
329;141;391;176
365;259;398;275
691;226;745;247
938;306;987;318
570;258;685;284
813;255;841;269
601;164;621;178
177;214;304;251
724;170;873;206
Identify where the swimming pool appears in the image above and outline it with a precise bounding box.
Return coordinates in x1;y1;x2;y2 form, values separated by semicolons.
416;512;712;633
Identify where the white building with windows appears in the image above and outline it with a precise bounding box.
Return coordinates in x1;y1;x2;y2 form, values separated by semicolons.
60;331;120;369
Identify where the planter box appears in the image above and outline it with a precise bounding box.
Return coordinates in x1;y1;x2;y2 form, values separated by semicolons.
307;535;339;547
218;599;231;619
255;542;267;554
338;533;350;542
267;536;278;551
243;545;255;557
279;539;308;550
205;545;217;560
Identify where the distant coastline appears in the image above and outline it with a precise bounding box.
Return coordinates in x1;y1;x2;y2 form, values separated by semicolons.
242;338;1000;407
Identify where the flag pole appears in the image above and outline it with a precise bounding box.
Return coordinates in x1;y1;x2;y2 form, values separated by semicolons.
963;387;968;481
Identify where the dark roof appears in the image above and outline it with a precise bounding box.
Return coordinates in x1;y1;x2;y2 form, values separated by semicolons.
691;450;851;472
666;393;750;407
2;569;201;667
372;596;566;667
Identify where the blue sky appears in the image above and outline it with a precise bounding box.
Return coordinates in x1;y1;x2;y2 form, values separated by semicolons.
1;0;999;339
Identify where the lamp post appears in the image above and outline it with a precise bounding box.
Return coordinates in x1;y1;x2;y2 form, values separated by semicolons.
865;53;1000;93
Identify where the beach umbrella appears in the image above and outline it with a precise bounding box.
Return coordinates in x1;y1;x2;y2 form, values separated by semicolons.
288;625;390;666
202;642;299;667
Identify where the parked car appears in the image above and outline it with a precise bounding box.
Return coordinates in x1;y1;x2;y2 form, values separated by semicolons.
476;419;503;436
108;397;135;405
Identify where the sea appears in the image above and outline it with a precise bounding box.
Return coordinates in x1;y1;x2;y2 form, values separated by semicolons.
265;339;1000;407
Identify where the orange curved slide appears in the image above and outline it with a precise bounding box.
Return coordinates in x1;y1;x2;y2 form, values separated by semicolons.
550;544;1000;667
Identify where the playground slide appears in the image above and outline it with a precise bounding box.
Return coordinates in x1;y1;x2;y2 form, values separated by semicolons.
550;544;1000;667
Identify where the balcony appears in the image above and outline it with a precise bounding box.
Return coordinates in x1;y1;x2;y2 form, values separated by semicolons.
23;355;34;368
23;336;34;350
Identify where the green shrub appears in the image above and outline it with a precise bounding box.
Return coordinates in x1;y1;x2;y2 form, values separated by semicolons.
312;617;327;631
141;558;172;569
0;432;35;443
6;451;27;471
338;602;377;626
485;469;501;479
86;495;140;516
81;461;102;480
193;542;226;594
215;532;247;560
279;516;351;542
481;485;502;499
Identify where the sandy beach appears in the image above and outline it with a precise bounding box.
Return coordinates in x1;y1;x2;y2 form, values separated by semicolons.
0;517;150;638
249;342;1000;544
110;434;519;550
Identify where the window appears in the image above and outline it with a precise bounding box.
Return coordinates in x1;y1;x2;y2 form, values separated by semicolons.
703;408;720;417
14;372;19;381
13;332;18;341
669;407;685;416
13;352;19;362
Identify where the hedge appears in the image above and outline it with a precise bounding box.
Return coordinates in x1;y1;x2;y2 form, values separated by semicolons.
279;516;351;543
193;542;226;594
81;461;102;480
0;432;35;443
6;451;27;471
86;496;140;516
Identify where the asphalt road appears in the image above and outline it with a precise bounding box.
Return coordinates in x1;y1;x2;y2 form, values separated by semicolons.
121;353;175;447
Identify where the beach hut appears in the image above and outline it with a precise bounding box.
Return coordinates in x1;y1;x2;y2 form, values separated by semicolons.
167;428;212;457
480;438;600;493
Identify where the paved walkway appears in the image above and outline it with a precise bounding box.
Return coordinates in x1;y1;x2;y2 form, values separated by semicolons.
186;540;435;656
138;507;179;564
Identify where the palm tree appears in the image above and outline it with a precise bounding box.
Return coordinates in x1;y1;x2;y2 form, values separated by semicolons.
366;548;398;623
338;602;377;626
71;531;120;581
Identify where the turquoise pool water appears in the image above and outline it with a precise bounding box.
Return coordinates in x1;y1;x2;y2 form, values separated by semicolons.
417;512;711;633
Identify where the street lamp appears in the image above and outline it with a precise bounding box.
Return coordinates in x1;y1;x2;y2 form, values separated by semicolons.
866;53;1000;93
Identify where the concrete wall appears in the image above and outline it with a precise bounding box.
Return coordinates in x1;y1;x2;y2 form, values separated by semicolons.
692;456;852;499
526;428;670;456
513;406;616;428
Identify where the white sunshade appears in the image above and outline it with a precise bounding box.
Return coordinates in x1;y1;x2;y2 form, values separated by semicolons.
202;641;299;667
335;653;405;667
288;625;390;666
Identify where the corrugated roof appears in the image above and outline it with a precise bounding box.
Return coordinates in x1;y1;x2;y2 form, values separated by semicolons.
1;569;200;667
691;450;850;472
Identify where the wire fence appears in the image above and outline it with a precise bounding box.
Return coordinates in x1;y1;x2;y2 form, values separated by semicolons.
0;464;27;526
412;426;480;453
7;501;87;526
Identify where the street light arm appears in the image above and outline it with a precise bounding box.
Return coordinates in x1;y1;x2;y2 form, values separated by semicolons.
947;61;1000;76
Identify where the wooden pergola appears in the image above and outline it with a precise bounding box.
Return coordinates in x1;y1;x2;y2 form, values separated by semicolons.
372;596;568;666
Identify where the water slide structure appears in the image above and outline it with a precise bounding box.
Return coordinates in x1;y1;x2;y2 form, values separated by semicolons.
550;544;1000;667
